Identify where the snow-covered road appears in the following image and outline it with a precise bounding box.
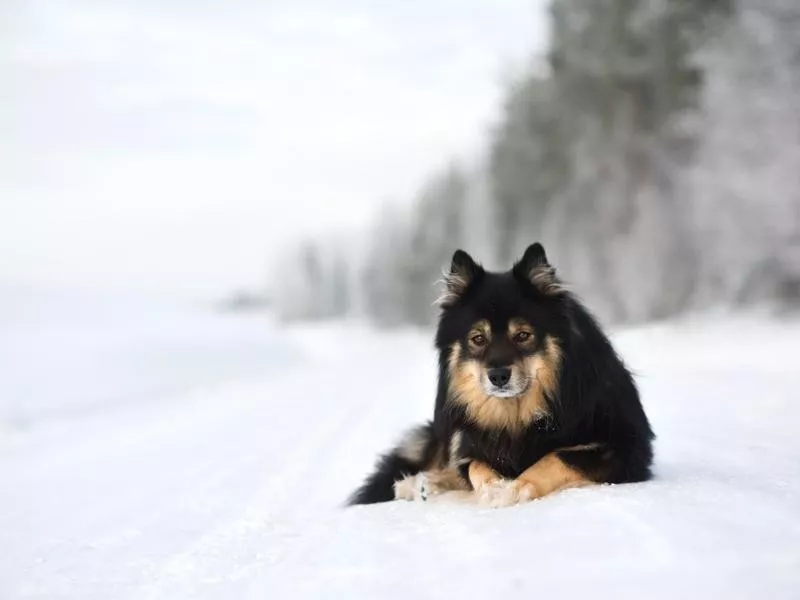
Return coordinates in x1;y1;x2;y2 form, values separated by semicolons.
2;303;799;599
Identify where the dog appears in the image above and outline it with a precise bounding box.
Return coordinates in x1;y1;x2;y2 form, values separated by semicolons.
347;243;654;507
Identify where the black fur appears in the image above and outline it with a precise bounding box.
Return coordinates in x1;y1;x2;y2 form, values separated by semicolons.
347;243;654;505
347;422;438;505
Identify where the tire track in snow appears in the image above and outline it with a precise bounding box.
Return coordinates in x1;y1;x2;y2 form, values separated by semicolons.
125;357;379;599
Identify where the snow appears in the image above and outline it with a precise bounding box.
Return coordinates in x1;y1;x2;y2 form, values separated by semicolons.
1;294;799;599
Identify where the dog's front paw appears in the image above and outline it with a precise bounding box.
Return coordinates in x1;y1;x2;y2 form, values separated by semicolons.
477;479;536;508
394;473;429;502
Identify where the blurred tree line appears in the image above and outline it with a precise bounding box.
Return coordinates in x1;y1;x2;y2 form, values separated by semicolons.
272;0;800;326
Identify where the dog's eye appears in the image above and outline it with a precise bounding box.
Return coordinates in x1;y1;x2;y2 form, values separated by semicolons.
470;334;487;347
513;331;532;344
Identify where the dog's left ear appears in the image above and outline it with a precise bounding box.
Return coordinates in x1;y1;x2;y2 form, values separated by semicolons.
513;243;564;296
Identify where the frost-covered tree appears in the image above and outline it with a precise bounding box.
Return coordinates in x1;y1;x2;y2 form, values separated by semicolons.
360;203;414;326
269;0;798;325
689;0;800;309
489;74;568;265
358;164;472;326
488;0;731;322
401;164;471;324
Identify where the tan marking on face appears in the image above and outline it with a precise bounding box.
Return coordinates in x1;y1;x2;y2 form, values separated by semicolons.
508;318;535;347
447;336;562;432
507;318;533;337
466;320;491;352
523;336;561;399
470;319;491;336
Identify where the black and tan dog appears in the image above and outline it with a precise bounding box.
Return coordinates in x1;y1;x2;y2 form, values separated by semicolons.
348;243;654;508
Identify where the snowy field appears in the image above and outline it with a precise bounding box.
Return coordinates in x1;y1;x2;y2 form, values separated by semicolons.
1;292;799;599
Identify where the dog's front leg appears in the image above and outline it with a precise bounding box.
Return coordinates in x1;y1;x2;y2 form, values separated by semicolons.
394;468;471;502
468;461;533;507
467;460;503;490
478;447;598;508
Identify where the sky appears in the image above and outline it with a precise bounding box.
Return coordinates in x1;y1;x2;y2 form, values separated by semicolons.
1;0;547;299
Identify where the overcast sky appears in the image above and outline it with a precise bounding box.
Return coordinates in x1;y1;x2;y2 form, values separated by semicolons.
1;0;547;299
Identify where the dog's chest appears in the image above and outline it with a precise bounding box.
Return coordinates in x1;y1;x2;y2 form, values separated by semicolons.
488;452;520;478
466;431;529;478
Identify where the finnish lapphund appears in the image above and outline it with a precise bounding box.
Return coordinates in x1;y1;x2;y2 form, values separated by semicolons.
348;243;654;507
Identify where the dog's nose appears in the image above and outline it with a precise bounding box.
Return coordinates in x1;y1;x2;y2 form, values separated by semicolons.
488;367;512;387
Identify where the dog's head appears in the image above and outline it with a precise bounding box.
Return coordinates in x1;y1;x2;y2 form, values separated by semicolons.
436;243;565;431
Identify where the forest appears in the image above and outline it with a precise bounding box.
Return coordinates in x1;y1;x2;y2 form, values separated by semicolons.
272;0;799;326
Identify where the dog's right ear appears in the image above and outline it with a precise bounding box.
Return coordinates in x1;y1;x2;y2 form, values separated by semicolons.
436;249;483;308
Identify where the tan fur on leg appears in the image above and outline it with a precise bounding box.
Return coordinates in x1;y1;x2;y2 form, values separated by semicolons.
515;452;595;498
425;490;475;504
467;461;503;490
401;452;597;506
506;452;595;499
476;479;534;508
424;468;470;494
476;451;596;508
468;461;532;508
394;468;469;502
